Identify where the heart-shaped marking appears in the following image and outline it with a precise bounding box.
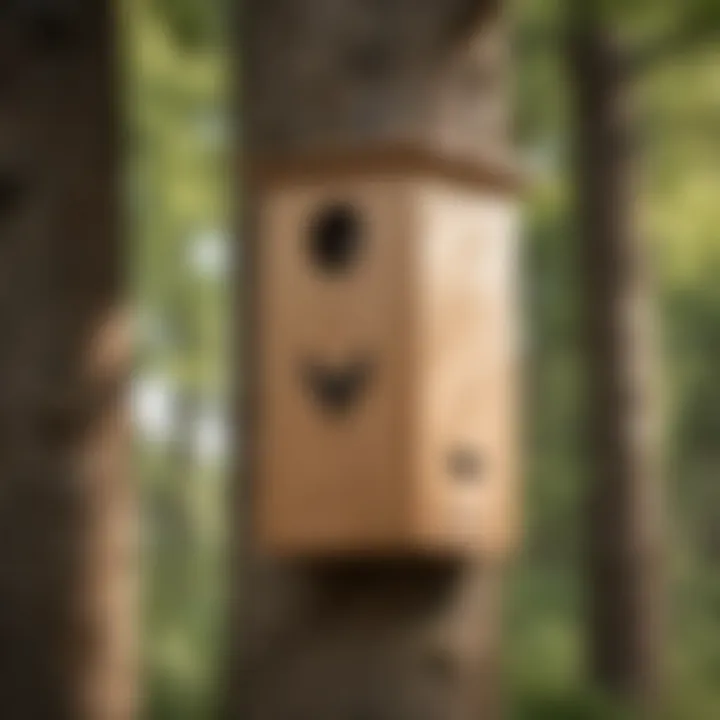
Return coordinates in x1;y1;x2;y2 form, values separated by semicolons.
301;358;373;415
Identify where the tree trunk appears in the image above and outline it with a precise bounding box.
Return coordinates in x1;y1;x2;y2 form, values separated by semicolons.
568;13;665;712
0;3;134;719
228;2;513;719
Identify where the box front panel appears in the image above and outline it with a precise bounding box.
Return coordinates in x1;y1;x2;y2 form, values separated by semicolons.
256;180;413;554
415;182;521;554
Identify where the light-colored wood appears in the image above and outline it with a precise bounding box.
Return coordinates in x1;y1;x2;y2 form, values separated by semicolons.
255;174;520;557
256;179;417;553
413;181;521;556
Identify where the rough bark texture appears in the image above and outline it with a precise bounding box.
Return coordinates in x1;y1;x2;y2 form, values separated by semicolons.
0;3;134;719
228;2;513;719
244;0;510;159
569;17;665;713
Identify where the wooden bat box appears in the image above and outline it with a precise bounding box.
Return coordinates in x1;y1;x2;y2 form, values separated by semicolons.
252;148;522;557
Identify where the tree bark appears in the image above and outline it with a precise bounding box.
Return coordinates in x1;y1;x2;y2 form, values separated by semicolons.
568;13;665;713
0;3;134;719
228;2;513;719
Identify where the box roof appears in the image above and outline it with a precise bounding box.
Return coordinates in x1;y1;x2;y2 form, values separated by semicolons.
249;143;525;197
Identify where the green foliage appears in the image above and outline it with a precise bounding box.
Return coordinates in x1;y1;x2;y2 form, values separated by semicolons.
150;0;227;50
510;687;632;720
126;0;229;717
514;2;720;718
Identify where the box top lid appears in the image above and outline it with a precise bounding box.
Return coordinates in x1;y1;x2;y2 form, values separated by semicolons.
249;143;526;196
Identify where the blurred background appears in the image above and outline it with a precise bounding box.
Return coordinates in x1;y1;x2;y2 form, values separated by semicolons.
126;0;229;716
125;0;719;717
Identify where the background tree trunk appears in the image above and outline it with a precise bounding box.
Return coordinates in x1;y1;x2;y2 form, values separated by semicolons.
0;3;134;719
228;1;514;719
568;11;665;712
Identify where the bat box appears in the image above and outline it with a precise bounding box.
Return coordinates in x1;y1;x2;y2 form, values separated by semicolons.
252;146;522;558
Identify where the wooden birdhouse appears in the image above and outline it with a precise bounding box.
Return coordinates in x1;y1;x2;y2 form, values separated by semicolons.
251;145;522;558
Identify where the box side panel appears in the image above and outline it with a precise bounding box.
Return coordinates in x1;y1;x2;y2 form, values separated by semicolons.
413;181;521;555
255;178;415;555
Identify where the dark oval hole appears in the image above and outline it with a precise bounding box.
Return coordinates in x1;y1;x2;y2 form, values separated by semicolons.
307;202;363;275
